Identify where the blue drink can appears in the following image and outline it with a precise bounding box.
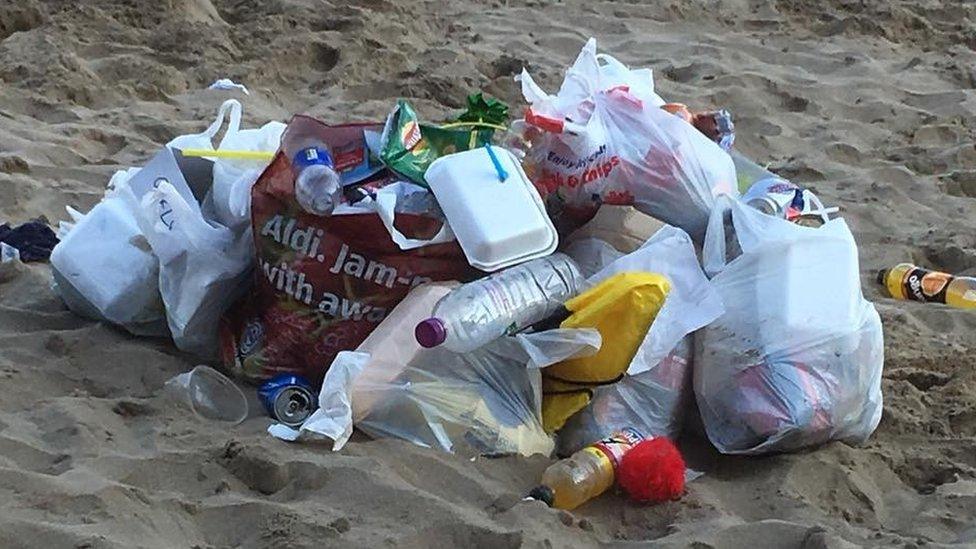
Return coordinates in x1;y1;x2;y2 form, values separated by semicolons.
258;374;316;427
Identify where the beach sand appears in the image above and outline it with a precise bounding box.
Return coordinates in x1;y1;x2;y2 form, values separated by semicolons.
1;0;976;547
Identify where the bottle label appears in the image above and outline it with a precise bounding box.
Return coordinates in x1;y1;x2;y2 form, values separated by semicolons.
589;427;644;471
294;147;335;169
902;267;951;303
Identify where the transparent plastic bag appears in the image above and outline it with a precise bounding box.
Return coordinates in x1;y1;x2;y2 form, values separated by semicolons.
553;225;722;454
587;225;724;375
519;38;737;242
287;327;600;456
694;196;884;455
556;335;693;457
351;344;552;457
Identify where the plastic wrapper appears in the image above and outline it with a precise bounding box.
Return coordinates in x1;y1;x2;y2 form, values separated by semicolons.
694;196;884;455
518;38;737;242
379;100;494;186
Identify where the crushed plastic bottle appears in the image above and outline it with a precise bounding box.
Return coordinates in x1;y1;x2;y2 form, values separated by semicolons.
415;253;583;353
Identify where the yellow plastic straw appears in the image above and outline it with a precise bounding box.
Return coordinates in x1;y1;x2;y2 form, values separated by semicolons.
438;121;508;131
179;148;276;161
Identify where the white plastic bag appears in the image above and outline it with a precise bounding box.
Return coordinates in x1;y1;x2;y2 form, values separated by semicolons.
694;196;884;455
52;101;276;350
587;225;724;375
210;117;284;230
519;38;737;242
168;99;285;230
332;181;455;250
130;100;278;356
50;169;168;336
135;180;252;357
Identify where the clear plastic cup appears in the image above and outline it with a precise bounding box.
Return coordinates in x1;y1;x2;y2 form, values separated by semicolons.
164;365;248;424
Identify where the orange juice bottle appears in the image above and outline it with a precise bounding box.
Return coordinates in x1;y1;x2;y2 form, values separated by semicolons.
877;263;976;309
528;427;644;510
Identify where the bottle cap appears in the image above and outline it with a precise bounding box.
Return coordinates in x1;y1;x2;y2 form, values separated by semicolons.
526;485;555;507
876;269;889;285
415;318;447;348
293;146;334;170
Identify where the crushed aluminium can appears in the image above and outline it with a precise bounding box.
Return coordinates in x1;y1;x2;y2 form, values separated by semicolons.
741;177;802;217
691;109;735;151
258;374;316;427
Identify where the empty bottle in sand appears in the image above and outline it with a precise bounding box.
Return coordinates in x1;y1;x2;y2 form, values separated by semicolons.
414;253;583;352
528;427;645;510
878;263;976;309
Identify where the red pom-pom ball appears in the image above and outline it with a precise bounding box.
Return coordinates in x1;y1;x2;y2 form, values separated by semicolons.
617;437;686;503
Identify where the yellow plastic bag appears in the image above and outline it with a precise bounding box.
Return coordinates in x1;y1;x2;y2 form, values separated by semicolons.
541;272;670;431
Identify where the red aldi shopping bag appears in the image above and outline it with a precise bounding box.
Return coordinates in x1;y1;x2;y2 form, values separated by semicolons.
220;116;474;385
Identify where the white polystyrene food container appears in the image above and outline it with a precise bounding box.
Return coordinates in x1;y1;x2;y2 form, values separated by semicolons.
425;146;558;272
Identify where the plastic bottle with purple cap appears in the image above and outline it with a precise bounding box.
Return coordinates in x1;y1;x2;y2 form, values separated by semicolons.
415;253;584;353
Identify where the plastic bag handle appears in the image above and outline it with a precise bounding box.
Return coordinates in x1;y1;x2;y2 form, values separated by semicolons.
702;195;736;277
373;190;455;251
604;85;643;110
595;53;629;71
215;100;243;146
167;99;243;152
564;69;596;96
198;99;243;149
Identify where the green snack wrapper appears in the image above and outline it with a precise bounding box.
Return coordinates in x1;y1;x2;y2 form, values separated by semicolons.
380;100;494;186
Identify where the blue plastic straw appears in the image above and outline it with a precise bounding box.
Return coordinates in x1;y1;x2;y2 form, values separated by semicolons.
484;144;508;182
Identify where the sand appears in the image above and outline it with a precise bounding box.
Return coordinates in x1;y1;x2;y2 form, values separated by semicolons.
2;0;976;547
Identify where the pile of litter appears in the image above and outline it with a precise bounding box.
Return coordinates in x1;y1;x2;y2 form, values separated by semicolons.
37;38;904;511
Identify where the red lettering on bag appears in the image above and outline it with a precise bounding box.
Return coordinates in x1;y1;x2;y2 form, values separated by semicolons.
603;189;634;205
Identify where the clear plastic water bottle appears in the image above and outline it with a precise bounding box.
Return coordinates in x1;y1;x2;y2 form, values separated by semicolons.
293;145;342;216
415;253;583;352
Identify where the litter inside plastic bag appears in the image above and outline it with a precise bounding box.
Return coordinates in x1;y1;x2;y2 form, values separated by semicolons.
552;224;722;454
539;272;671;432
286;327;599;457
694;196;884;455
586;225;724;376
556;335;693;457
518;38;738;242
